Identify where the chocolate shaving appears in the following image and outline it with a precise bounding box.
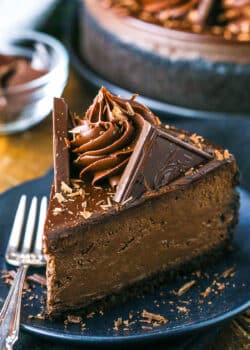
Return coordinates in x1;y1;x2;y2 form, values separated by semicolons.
195;0;216;26
1;270;30;290
67;315;82;324
220;266;236;278
177;306;190;314
27;274;46;286
104;0;250;41
141;310;168;324
175;280;196;296
80;210;92;219
113;316;123;330
201;286;212;298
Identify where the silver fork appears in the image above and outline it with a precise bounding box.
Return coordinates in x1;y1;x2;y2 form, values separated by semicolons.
0;195;47;350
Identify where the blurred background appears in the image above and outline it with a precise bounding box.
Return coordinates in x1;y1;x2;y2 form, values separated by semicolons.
0;1;249;349
0;0;249;192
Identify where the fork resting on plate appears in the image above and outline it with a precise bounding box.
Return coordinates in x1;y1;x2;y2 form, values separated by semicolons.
0;195;47;350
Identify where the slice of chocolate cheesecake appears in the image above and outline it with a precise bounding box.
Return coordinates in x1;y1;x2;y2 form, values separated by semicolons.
44;87;239;316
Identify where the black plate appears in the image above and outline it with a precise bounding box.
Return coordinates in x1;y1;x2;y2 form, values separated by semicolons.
65;2;250;121
0;171;249;345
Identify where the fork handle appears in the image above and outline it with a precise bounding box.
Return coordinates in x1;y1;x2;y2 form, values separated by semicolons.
0;265;28;350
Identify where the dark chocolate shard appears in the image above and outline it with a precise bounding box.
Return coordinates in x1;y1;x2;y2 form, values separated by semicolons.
53;98;70;192
114;123;213;203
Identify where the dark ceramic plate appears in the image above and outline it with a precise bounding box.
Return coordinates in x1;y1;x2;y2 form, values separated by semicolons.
0;170;249;345
65;2;250;121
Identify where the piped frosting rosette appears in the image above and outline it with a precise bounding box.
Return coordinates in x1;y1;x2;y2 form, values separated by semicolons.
68;87;160;188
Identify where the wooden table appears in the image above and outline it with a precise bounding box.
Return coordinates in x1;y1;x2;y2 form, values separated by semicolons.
0;71;249;349
0;71;93;192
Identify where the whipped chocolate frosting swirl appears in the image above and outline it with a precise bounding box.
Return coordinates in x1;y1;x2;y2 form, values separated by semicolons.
68;87;160;187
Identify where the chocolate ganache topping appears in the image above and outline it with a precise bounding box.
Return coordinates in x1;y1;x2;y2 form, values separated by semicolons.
68;87;160;188
103;0;250;41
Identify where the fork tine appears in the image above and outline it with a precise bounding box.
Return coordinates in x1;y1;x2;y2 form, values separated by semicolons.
21;196;38;254
6;195;27;256
34;196;47;255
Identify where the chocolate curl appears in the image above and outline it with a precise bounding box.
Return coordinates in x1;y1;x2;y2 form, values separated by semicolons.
53;98;70;192
194;0;216;26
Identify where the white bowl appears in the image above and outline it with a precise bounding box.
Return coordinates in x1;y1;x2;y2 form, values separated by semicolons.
0;31;69;134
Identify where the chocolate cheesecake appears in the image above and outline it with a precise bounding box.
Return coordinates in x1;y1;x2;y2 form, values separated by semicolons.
80;0;250;114
44;87;239;316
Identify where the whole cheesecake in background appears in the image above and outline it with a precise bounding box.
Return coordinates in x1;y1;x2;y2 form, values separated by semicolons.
44;87;239;316
80;0;250;114
104;0;250;41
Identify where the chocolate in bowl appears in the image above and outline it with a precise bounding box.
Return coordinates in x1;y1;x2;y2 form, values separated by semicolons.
80;0;250;115
0;53;47;88
0;31;69;134
0;53;47;123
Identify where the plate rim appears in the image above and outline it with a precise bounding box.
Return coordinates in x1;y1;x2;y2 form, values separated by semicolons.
21;301;249;344
0;173;249;344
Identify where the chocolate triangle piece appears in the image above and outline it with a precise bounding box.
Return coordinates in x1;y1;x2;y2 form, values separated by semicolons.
53;98;70;192
114;123;213;203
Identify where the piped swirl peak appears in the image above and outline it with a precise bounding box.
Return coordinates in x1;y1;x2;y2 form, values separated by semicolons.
68;87;160;188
